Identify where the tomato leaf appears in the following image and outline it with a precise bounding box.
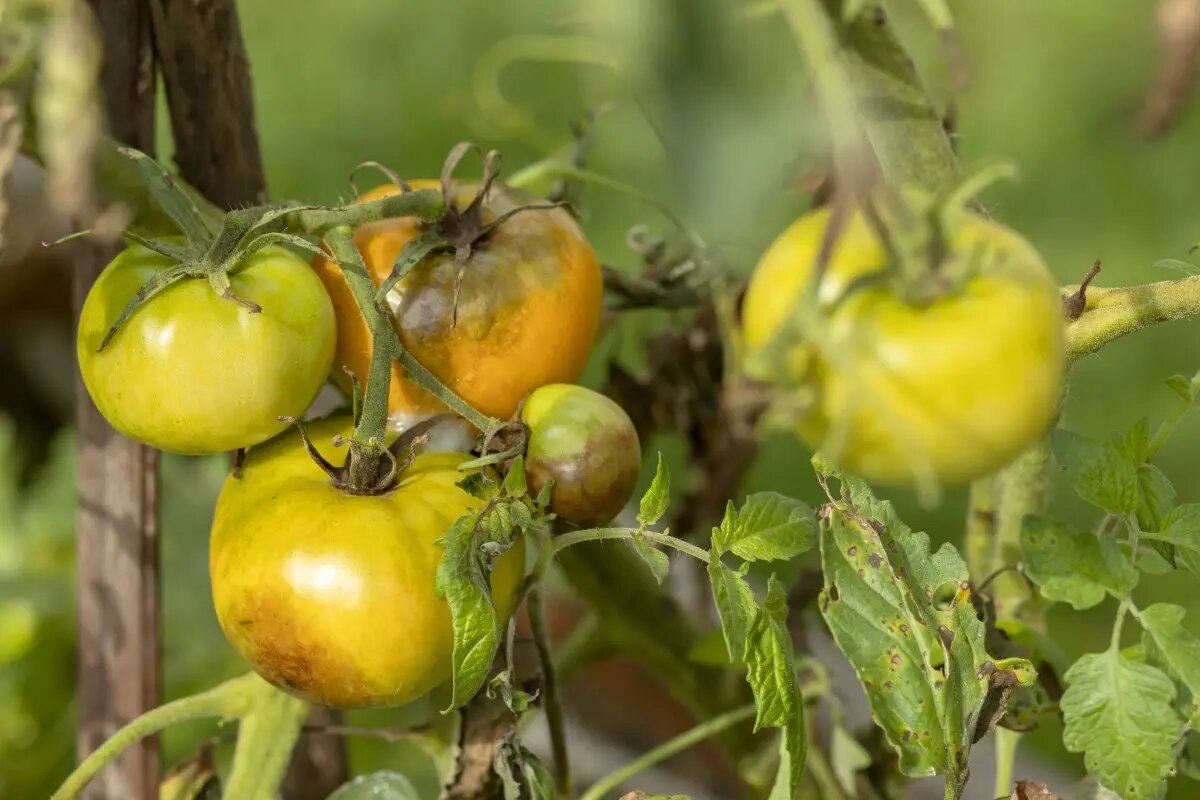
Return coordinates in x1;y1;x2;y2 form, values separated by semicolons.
817;473;1033;794
503;455;527;498
1142;504;1200;576
631;534;670;584
1061;649;1181;800
707;552;758;662
637;453;671;527
744;576;805;800
830;720;871;795
494;742;554;800
435;509;515;710
327;771;420;800
1020;517;1137;609
1052;429;1140;515
1139;603;1200;724
712;493;815;562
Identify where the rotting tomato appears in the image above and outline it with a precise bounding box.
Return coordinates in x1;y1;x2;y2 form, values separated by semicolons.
77;243;336;455
312;181;603;425
209;417;526;709
741;204;1065;486
520;383;641;526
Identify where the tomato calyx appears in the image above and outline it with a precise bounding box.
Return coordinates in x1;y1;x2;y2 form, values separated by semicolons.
370;142;568;312
278;414;457;496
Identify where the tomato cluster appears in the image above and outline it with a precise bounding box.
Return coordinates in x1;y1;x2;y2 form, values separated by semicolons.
76;166;642;708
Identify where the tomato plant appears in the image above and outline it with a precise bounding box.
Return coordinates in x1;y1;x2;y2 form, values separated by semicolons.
77;242;336;454
26;2;1200;800
210;418;526;708
312;178;603;423
742;203;1065;487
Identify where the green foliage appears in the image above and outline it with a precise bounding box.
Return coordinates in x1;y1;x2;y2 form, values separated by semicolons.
816;472;1033;797
1052;429;1141;516
705;491;817;799
1062;648;1181;800
1020;517;1137;609
637;452;671;527
435;498;533;710
327;771;421;800
713;493;814;562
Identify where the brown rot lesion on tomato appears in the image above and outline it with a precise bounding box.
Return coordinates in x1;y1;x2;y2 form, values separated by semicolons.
370;141;571;315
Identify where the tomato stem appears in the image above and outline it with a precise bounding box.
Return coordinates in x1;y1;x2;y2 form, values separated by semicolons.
576;704;756;800
50;673;282;800
1065;273;1200;360
551;527;710;563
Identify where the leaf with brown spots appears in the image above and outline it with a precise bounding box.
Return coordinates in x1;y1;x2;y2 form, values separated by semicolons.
815;471;1035;798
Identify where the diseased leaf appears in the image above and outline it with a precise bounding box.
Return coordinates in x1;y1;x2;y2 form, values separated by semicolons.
1139;603;1200;724
744;576;805;800
707;552;758;662
1143;504;1200;576
637;453;670;526
435;507;518;709
1020;517;1136;609
817;474;1033;794
327;771;420;800
713;493;815;562
1061;649;1181;800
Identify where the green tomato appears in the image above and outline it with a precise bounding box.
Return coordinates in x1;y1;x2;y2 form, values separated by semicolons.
742;205;1065;486
520;383;641;526
77;243;336;454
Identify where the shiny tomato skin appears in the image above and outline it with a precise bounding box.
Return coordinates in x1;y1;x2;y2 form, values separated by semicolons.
209;418;526;709
742;205;1065;486
520;383;641;526
77;243;336;454
312;182;603;424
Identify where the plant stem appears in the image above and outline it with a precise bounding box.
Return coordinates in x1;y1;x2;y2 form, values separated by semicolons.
992;727;1021;800
1147;368;1200;458
1110;600;1130;651
394;346;498;432
988;435;1053;621
286;188;444;235
1066;275;1200;360
223;683;310;800
964;476;997;584
575;704;756;800
51;673;265;800
529;580;571;798
325;226;396;485
806;742;849;800
551;527;712;564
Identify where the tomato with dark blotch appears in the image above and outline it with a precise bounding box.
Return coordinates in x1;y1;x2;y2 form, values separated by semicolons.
520;384;641;526
209;418;526;709
741;203;1065;486
312;182;603;424
77;243;336;454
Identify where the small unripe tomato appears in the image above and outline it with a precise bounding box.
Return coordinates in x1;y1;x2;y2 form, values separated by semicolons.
741;204;1065;486
520;384;641;526
78;243;335;454
210;418;525;708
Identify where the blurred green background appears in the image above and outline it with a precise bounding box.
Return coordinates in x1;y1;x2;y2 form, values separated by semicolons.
3;0;1199;797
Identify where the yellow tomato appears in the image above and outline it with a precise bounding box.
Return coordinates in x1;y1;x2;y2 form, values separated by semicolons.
742;205;1065;486
210;418;525;708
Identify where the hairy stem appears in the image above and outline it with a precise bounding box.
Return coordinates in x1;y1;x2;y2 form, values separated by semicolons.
552;527;712;564
51;673;266;800
223;685;310;800
1066;274;1200;359
528;581;571;798
988;436;1053;621
992;727;1021;800
575;704;756;800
